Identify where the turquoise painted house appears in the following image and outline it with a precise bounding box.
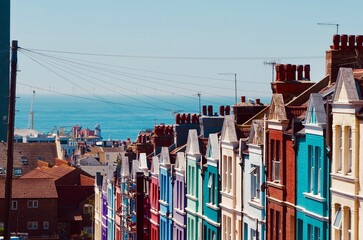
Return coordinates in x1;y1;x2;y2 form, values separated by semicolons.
159;147;174;240
296;93;330;240
202;133;220;240
185;129;205;240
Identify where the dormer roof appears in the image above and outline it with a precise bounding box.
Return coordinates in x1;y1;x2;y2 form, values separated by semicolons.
139;153;148;175
333;68;360;103
121;156;130;177
268;94;287;121
160;147;171;166
221;115;238;143
186;129;201;155
175;152;186;171
304;93;326;127
131;159;139;180
151;156;159;176
206;133;219;159
248;120;264;145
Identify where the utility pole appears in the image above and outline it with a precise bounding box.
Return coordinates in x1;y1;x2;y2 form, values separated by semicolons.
264;61;278;82
193;92;201;114
219;73;237;105
4;40;18;240
317;22;340;34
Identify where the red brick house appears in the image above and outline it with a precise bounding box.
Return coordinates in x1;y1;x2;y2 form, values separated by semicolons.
0;178;58;239
21;160;94;240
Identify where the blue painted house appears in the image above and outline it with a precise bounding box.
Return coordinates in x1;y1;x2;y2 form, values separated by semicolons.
243;120;266;240
159;147;174;240
202;133;220;240
296;93;330;240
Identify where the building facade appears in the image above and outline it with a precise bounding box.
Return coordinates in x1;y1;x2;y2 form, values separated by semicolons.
296;93;330;240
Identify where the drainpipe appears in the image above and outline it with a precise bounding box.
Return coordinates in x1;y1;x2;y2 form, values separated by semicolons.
239;139;244;240
263;114;268;240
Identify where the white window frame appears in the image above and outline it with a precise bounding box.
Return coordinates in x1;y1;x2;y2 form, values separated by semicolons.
27;221;38;230
28;200;38;208
250;165;260;201
11;200;17;210
43;221;49;230
332;207;343;229
347;127;352;174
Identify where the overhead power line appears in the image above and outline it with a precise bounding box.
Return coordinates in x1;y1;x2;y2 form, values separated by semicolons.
24;48;324;60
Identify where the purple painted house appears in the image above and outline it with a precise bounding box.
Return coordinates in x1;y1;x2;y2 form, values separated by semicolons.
101;178;108;240
173;151;187;240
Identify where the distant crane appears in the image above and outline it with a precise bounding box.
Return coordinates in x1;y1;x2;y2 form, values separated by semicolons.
27;90;35;129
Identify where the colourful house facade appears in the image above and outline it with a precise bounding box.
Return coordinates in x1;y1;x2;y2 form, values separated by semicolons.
296;93;330;240
243;120;266;240
173;152;187;240
203;133;221;240
185;129;203;240
159;147;174;240
149;156;160;240
331;68;363;239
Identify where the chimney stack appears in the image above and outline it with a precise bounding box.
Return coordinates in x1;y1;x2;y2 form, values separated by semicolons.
241;96;246;103
255;99;260;105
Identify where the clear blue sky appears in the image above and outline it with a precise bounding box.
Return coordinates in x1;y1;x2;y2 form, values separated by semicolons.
10;0;363;103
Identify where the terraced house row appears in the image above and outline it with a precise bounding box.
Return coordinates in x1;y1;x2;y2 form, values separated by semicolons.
93;34;363;240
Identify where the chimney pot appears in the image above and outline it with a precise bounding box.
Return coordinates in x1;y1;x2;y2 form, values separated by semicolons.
186;113;191;124
208;105;213;116
297;65;303;80
341;34;348;50
279;64;285;81
349;35;356;50
291;65;296;81
304;65;310;80
284;64;292;81
255;99;261;105
219;106;225;116
356;35;363;50
191;114;197;124
241;96;246;102
202;105;207;116
225;106;230;115
333;34;340;50
275;64;281;81
181;114;186;124
175;114;181;124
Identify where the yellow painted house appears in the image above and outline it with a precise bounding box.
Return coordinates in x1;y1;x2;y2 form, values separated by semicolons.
331;68;363;239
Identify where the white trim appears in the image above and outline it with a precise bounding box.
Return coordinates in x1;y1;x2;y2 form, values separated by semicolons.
295;206;329;222
206;202;220;211
303;192;325;203
203;216;221;227
172;217;186;228
304;124;325;136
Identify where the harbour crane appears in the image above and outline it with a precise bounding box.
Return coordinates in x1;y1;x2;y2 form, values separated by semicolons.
27;90;35;129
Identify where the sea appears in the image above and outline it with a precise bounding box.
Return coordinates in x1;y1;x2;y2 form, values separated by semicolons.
14;94;269;141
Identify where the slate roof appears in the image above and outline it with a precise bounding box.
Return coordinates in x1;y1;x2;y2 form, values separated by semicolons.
0;142;57;175
0;178;57;199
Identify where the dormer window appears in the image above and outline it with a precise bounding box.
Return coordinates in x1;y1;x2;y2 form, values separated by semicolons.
14;168;22;177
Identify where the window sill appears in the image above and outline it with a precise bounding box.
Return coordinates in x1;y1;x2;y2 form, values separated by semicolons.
175;208;186;215
158;200;169;206
206;202;219;211
267;181;284;189
186;194;198;201
331;173;358;183
248;200;263;210
303;192;325;202
220;191;233;198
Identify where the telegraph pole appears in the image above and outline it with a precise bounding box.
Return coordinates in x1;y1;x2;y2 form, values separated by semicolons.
4;40;18;240
219;73;237;105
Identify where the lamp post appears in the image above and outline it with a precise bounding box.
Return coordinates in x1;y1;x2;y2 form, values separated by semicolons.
84;204;94;240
